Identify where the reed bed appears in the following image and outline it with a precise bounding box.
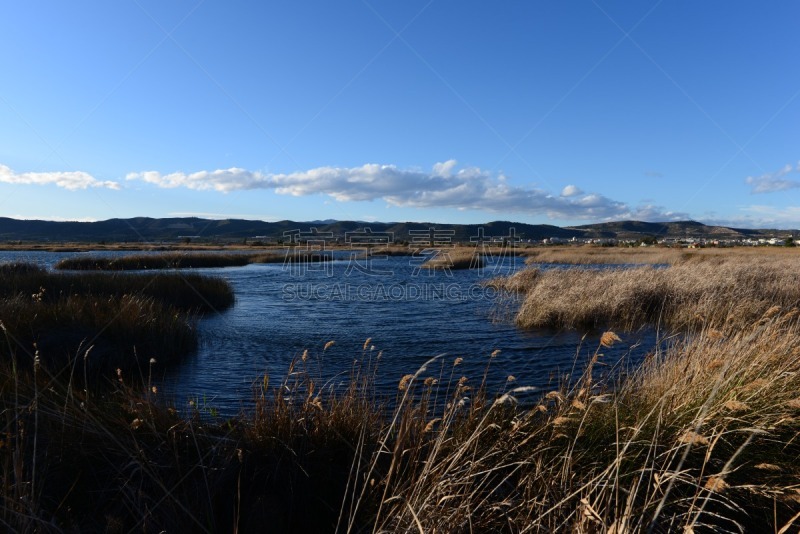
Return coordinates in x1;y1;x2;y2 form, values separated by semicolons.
522;244;800;266
523;245;682;265
0;262;234;312
2;314;799;532
55;252;254;270
492;254;800;331
250;250;334;264
0;263;234;377
0;293;196;375
4;252;800;531
369;245;417;256
367;315;800;532
1;243;271;252
55;250;334;270
421;248;485;270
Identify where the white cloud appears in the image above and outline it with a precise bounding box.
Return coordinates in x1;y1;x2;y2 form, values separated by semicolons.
8;215;98;222
432;159;458;177
745;162;800;194
0;164;120;190
739;205;800;227
128;161;684;222
167;211;280;221
699;206;800;229
629;204;690;222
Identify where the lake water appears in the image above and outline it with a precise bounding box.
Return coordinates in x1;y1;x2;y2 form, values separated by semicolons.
0;249;655;415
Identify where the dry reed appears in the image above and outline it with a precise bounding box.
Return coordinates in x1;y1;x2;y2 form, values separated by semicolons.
55;252;254;270
421;248;484;270
494;254;800;331
4;252;800;532
2;317;800;531
522;244;800;266
55;250;333;270
523;245;682;265
0;263;234;377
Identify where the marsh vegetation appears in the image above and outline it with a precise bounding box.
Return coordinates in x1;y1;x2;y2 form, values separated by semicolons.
521;243;800;266
491;252;800;331
421;248;485;270
0;263;233;376
54;250;334;271
3;315;800;532
2;250;800;532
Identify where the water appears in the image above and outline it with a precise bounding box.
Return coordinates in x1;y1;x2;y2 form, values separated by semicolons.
0;250;655;414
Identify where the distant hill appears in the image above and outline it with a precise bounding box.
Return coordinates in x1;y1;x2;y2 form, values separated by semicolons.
0;217;587;243
569;220;766;240
0;217;791;244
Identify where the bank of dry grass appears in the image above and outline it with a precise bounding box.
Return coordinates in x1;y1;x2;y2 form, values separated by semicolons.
0;242;284;252
0;263;234;377
55;250;335;270
3;314;800;532
5;251;800;531
492;254;800;331
250;250;334;264
522;244;800;266
368;314;800;532
359;245;416;257
55;252;254;270
1;263;234;313
421;248;484;270
523;245;682;265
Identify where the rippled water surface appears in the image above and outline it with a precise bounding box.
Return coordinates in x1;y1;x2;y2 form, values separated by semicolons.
0;250;655;414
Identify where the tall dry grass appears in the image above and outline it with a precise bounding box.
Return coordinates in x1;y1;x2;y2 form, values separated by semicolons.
4;252;800;532
0;342;387;532
0;292;197;376
523;245;681;265
3;316;800;532
55;250;334;270
366;317;800;532
361;246;416;257
493;254;800;331
522;244;800;266
0;263;234;378
55;252;254;270
1;263;234;312
250;249;334;264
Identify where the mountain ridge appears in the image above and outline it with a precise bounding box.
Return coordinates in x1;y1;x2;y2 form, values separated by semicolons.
0;217;793;243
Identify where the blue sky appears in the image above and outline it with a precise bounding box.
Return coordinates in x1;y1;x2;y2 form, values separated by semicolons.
1;1;798;227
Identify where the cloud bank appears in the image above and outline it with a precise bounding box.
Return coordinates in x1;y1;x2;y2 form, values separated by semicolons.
126;161;685;221
700;206;800;229
0;164;120;190
0;160;689;222
746;162;800;194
